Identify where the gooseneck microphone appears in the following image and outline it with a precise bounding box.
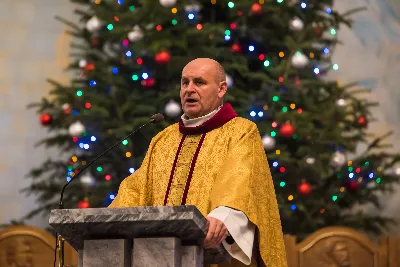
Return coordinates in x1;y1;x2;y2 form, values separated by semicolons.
53;113;164;267
58;113;164;209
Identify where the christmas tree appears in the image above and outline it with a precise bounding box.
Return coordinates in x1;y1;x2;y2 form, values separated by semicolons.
24;0;400;238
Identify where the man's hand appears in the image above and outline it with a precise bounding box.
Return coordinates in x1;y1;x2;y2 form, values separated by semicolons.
203;217;229;249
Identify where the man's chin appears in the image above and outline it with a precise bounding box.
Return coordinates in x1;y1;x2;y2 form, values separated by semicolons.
184;108;201;119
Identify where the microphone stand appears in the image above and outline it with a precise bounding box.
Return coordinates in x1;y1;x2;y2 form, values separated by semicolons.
54;114;163;267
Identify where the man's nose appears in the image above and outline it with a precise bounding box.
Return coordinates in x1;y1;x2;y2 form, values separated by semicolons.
185;82;196;92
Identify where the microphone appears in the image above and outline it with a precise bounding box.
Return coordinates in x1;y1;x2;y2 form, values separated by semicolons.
53;113;164;267
58;113;164;209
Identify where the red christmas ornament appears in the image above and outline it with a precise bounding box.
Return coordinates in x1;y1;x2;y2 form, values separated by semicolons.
314;26;323;38
346;180;359;192
77;198;90;208
357;115;368;127
279;123;295;137
251;3;262;14
84;62;95;72
231;43;241;53
155;51;171;64
40;113;52;126
142;77;156;88
298;181;312;195
62;103;72;115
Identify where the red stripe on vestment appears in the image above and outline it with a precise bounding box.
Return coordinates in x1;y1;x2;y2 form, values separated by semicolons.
163;134;186;206
181;133;206;205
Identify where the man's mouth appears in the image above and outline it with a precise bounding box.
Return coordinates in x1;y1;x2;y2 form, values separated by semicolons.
186;98;198;103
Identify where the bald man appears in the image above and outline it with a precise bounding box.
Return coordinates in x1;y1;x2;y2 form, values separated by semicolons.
109;58;287;267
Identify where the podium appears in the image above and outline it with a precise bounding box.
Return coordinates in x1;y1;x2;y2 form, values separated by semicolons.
49;205;232;267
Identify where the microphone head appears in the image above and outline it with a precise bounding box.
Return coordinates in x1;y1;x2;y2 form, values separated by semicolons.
151;113;164;123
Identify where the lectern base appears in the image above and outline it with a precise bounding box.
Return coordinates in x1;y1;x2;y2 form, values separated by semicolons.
78;237;204;267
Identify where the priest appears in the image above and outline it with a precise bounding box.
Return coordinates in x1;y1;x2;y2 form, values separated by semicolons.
109;58;288;267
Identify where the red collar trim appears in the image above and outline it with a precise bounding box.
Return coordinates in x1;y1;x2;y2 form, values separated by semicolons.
179;103;238;135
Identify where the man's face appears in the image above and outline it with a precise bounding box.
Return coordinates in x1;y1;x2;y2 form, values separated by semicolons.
180;60;226;119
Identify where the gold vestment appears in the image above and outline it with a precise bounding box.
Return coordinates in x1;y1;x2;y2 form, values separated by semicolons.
109;104;288;267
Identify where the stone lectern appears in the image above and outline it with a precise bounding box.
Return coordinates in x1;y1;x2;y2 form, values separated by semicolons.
49;205;232;267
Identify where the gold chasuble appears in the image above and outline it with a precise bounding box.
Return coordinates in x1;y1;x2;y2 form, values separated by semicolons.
109;103;288;267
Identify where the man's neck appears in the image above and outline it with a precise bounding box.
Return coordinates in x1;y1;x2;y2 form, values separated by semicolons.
181;105;223;127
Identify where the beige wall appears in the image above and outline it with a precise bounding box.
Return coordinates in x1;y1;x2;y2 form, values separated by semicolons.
0;0;399;231
331;0;400;233
0;0;75;227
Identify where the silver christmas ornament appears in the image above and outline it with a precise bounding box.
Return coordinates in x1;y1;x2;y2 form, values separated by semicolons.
226;74;233;88
159;0;176;7
165;100;182;117
127;25;144;42
305;157;316;164
331;151;346;168
289;17;304;30
69;121;86;137
262;135;276;150
291;52;309;68
86;16;102;33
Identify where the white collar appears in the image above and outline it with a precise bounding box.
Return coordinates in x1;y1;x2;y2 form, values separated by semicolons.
181;105;223;127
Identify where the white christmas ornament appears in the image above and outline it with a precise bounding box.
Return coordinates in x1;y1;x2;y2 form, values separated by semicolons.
305;157;316;164
331;151;346;168
80;174;95;186
336;99;347;106
79;59;87;68
62;103;71;110
289;17;304;31
69;121;86;137
159;0;176;7
291;52;309;68
226;74;233;88
86;16;102;33
185;4;201;12
165;100;182;117
262;135;276;150
127;25;144;42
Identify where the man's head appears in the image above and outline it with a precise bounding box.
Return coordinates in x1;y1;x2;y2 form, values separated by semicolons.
180;58;227;119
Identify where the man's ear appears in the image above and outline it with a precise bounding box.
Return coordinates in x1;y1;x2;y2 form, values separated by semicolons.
218;81;228;98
